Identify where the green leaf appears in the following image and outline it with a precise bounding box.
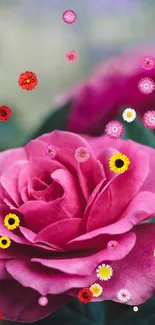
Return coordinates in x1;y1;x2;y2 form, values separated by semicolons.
119;116;155;149
110;295;155;325
26;297;155;325
28;102;72;142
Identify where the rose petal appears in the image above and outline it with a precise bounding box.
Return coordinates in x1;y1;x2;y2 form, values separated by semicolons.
0;260;10;279
66;191;155;250
35;218;85;248
86;142;149;231
6;259;96;295
91;223;155;305
0;147;27;175
19;169;84;233
0;279;69;322
32;232;136;276
88;137;155;194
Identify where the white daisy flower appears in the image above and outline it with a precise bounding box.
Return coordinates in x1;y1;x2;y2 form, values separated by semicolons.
122;108;136;123
133;306;138;312
117;289;131;303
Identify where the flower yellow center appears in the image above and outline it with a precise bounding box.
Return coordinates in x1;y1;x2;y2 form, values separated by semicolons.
99;266;111;279
126;112;132;118
80;152;85;157
26;79;31;83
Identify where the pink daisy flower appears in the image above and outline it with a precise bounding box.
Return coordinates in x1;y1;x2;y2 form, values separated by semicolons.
38;296;48;307
75;147;90;163
141;56;155;70
105;121;124;139
62;10;77;24
142;110;155;129
117;289;131;303
138;77;155;94
65;50;78;63
43;144;57;159
107;240;119;250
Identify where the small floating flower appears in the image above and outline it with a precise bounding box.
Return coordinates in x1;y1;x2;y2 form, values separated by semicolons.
133;306;138;312
18;71;38;91
138;77;155;94
89;283;103;297
105;121;124;139
0;236;11;249
96;264;113;281
142;56;154;70
122;108;136;123
43;144;57;159
75;147;90;163
0;106;12;122
38;296;48;307
109;153;130;174
78;288;93;304
107;240;118;250
4;213;20;230
117;289;131;303
62;10;77;24
142;110;155;129
65;50;78;63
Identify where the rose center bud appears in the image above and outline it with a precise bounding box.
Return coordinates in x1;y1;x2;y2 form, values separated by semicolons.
0;110;7;117
115;159;124;168
83;293;89;299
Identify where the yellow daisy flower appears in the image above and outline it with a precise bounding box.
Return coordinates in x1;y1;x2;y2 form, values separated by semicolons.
4;213;20;230
89;283;103;297
0;236;11;249
109;152;130;174
96;264;113;281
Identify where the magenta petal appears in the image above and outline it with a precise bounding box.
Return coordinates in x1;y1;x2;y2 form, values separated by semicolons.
0;216;29;245
86;142;149;231
0;279;69;322
91;223;155;305
32;232;136;276
6;259;96;295
67;191;155;250
0;260;10;279
0;161;27;207
35;218;85;247
26;131;99;200
98;148;120;180
88;137;155;194
0;147;27;175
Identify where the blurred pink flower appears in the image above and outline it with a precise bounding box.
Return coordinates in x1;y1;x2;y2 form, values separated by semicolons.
142;56;155;70
56;47;155;135
65;50;78;63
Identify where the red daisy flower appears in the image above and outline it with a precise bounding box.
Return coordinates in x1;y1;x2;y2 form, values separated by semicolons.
0;106;12;122
0;311;2;319
18;71;38;91
78;288;93;304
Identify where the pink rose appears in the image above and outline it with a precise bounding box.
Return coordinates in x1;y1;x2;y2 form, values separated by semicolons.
1;131;155;322
57;47;155;134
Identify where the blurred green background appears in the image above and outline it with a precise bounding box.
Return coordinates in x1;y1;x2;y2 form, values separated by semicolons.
0;0;155;150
